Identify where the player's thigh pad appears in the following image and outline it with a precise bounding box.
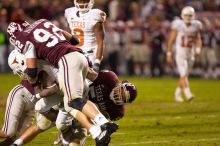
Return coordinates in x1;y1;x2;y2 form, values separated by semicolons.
58;52;88;103
36;112;53;130
175;55;189;77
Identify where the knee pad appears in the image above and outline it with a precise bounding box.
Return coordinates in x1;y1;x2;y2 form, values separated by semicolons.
36;113;52;130
68;98;87;111
56;110;69;131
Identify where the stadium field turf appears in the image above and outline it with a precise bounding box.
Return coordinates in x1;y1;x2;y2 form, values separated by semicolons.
0;74;220;146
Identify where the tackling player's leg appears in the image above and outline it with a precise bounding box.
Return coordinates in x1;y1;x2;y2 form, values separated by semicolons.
58;52;118;145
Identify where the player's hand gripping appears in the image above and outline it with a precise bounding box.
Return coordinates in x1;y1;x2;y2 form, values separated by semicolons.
93;59;101;72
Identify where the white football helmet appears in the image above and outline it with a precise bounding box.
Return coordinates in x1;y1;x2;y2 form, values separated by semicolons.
74;0;94;12
181;6;195;24
8;50;27;78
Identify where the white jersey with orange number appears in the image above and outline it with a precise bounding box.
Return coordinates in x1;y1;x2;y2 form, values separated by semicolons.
65;7;106;53
172;19;202;58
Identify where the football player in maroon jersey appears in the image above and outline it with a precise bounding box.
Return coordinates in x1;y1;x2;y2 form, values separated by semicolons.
87;69;137;121
7;19;117;146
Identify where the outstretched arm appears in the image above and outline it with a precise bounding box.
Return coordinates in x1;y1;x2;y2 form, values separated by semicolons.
62;31;79;45
93;22;105;72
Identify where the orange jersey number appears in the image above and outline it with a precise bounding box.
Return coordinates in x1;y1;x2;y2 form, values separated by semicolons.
181;35;195;48
73;28;84;47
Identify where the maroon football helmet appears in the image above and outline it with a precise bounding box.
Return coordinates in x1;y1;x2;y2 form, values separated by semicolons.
110;81;137;105
7;20;30;46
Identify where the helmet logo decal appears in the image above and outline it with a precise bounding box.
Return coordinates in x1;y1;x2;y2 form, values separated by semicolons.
12;58;18;65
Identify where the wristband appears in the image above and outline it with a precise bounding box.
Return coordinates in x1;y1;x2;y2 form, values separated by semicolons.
94;59;101;64
35;93;41;99
166;51;172;56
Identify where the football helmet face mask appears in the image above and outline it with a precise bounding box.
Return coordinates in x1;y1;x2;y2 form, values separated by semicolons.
7;20;30;46
8;50;27;78
181;6;195;24
74;0;94;12
110;82;137;105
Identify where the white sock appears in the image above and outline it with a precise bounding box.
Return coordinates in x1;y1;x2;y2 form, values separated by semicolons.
94;113;108;126
175;87;182;96
183;87;193;99
14;139;24;146
89;125;101;139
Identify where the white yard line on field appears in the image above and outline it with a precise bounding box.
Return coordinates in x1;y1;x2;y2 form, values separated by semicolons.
109;137;220;146
144;114;220;121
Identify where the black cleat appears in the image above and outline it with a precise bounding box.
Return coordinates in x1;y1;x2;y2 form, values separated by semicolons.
95;122;119;146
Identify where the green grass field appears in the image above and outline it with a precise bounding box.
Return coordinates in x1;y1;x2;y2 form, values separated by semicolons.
0;74;220;146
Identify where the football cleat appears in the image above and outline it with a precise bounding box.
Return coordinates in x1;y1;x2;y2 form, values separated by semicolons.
175;95;184;103
53;133;62;145
95;122;119;146
186;95;194;102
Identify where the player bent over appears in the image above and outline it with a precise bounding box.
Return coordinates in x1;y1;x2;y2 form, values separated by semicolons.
0;50;51;145
166;6;202;102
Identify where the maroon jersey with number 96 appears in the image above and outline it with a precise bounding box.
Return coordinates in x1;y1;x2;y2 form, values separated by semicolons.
14;19;82;66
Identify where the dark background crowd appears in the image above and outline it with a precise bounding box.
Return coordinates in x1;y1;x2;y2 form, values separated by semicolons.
0;0;220;78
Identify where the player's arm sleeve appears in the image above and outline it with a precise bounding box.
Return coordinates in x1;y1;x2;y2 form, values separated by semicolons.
171;19;179;30
24;41;37;59
64;8;72;32
64;8;69;19
108;105;125;121
93;10;106;23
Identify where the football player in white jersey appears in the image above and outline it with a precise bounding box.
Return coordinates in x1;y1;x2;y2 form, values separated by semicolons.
166;6;202;102
64;0;106;71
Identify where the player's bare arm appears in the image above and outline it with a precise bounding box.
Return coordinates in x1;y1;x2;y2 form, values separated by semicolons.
86;68;98;81
166;29;177;64
36;70;59;98
62;30;79;45
195;31;202;55
26;58;38;84
93;22;105;71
